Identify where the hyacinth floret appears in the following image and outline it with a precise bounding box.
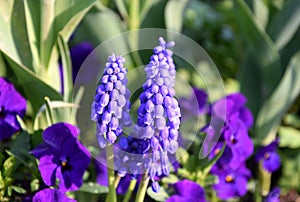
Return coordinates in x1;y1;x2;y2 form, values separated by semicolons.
91;54;131;147
136;37;181;191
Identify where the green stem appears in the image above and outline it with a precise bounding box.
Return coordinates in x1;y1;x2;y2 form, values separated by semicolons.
128;0;143;67
105;144;117;202
123;179;137;202
135;173;149;202
114;174;121;188
258;162;271;196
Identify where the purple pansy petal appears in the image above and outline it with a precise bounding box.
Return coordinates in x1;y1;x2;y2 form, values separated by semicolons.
262;152;281;172
238;108;253;128
33;188;76;202
42;123;80;150
256;140;281;173
0;77;26;140
38;154;58;186
265;187;280;202
173;180;206;201
30;143;50;158
167;195;186;202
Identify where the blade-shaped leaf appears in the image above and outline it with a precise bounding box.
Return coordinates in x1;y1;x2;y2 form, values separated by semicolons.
165;0;189;32
267;0;300;50
234;0;283;114
255;51;300;143
253;0;269;30
1;51;63;114
0;1;34;70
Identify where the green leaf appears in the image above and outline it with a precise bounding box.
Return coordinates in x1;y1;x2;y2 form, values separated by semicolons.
165;0;189;32
83;9;134;68
78;182;108;194
267;0;300;50
33;100;79;130
3;157;16;177
9;132;31;161
1;52;63;114
234;0;283;115
10;186;26;194
57;34;73;102
0;1;34;70
279;126;300;149
0;53;7;77
253;0;269;30
255;51;300;143
147;186;169;202
140;0;167;29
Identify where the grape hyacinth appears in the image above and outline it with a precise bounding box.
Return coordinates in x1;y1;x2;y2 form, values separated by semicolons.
135;37;181;191
91;54;131;147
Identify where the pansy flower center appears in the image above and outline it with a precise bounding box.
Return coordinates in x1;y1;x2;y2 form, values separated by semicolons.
0;106;6;119
214;148;221;155
230;134;237;144
264;152;270;160
60;157;72;172
225;174;234;183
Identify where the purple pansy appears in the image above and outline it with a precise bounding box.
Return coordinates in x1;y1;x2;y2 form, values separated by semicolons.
179;87;208;121
31;123;91;192
32;188;76;202
265;187;280;202
0;77;26;141
167;179;206;202
206;93;254;171
213;164;251;200
256;139;281;173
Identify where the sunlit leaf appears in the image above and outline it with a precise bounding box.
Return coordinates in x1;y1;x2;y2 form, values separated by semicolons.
255;51;300;143
234;0;283;116
267;0;300;50
279;126;300;149
165;0;189;32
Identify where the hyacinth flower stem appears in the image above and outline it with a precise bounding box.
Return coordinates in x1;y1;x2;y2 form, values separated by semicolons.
258;162;271;196
135;173;149;202
123;179;137;202
105;143;117;202
114;175;121;188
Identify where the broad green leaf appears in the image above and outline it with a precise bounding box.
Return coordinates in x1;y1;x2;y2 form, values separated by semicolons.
165;0;189;32
147;186;169;202
279;126;300;149
267;0;300;50
83;9;134;68
78;182;108;194
140;0;167;29
23;0;41;70
234;0;282;114
255;51;300;143
1;52;63;114
9;132;31;161
0;1;34;70
253;0;269;30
